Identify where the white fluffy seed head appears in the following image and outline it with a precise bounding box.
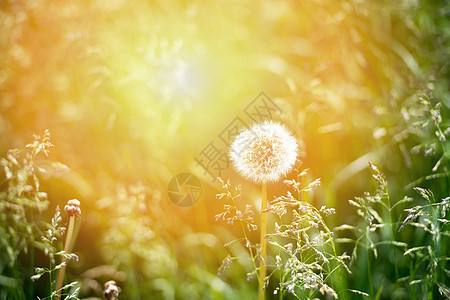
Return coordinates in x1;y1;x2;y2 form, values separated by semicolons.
229;121;298;183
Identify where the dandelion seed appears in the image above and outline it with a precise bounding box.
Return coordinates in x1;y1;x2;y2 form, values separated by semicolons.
229;121;298;183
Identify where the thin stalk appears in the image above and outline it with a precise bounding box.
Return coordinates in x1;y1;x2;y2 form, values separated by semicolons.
323;221;346;300
259;182;267;300
427;275;433;299
298;175;307;299
49;260;53;299
28;210;35;299
308;198;347;299
409;261;415;300
230;196;260;283
55;215;75;300
279;269;290;299
432;205;441;286
365;218;373;300
278;216;283;300
386;193;399;281
11;263;27;299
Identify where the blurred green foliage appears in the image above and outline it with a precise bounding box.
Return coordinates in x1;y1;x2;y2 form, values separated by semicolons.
0;0;449;299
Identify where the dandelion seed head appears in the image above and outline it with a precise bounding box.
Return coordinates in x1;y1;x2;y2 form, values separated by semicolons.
230;121;298;183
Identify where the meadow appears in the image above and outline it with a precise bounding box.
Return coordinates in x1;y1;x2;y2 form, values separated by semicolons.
0;0;449;299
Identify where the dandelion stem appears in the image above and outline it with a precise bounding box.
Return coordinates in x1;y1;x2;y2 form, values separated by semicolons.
259;182;267;300
55;215;75;300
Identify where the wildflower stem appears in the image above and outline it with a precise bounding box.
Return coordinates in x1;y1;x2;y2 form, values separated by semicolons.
307;195;347;299
230;195;260;283
28;212;35;299
49;262;52;298
431;204;441;284
298;175;307;299
278;215;283;300
259;182;267;300
365;218;373;300
386;193;399;281
55;215;75;300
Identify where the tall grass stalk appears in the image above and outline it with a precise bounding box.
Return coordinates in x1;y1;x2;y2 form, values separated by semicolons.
386;191;399;281
215;178;259;281
369;162;400;283
364;217;374;300
399;188;449;298
232;189;260;281
258;182;267;300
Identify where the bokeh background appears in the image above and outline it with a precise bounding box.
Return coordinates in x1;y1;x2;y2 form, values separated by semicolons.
0;0;449;299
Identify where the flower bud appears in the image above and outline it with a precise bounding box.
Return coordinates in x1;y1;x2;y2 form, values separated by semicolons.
64;199;81;217
103;280;121;300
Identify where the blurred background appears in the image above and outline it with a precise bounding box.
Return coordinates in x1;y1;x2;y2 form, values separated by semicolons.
0;0;449;299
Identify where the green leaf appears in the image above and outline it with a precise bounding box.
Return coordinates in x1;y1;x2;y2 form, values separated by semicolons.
0;274;18;288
